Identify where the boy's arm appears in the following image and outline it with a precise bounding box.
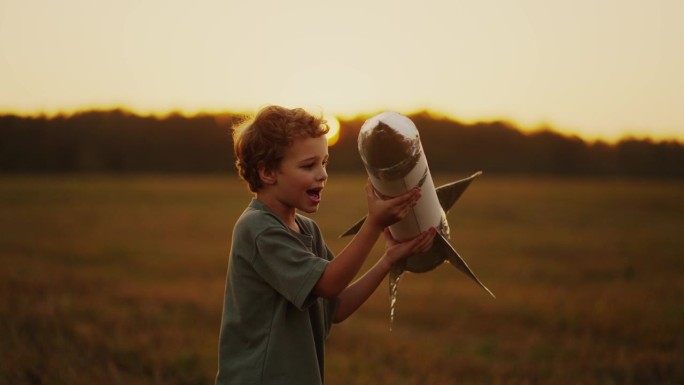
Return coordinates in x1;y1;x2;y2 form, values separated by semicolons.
312;182;420;299
332;227;436;323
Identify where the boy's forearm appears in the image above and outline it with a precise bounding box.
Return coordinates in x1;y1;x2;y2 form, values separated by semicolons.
312;221;383;299
333;256;391;323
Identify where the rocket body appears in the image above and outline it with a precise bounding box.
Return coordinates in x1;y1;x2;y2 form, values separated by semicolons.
358;111;447;242
350;111;494;298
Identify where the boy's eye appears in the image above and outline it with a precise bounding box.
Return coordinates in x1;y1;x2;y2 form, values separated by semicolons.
301;159;328;169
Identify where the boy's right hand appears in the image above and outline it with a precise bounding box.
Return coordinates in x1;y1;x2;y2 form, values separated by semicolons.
365;179;421;230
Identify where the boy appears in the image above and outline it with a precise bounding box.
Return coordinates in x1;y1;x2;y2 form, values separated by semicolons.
216;105;435;385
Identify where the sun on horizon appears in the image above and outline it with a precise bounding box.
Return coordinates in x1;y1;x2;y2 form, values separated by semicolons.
1;0;682;144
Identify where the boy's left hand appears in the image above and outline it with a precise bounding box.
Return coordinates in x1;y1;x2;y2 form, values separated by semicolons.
381;227;436;268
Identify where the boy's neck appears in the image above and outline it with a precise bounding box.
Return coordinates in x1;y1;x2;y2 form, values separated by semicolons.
255;193;299;233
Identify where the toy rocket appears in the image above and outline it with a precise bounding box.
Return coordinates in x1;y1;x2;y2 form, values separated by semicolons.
341;111;495;301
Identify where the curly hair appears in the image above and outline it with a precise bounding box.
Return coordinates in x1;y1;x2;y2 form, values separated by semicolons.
233;105;330;193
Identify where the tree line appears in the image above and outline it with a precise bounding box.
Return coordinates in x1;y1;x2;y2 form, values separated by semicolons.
1;109;682;178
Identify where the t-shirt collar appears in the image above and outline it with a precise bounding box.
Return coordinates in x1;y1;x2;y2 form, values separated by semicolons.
249;198;313;240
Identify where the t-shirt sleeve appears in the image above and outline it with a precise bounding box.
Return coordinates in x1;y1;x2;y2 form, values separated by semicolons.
251;226;328;310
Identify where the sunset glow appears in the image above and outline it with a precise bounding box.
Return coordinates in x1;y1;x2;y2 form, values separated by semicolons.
325;115;341;147
0;0;682;142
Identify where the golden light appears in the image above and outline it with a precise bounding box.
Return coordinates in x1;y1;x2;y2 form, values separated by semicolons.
325;115;341;146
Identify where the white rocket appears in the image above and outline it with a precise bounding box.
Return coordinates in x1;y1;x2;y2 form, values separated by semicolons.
341;111;495;300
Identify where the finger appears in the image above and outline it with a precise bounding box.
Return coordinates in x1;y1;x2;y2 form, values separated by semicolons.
410;234;429;253
419;235;435;252
402;231;425;251
386;187;420;206
399;204;414;218
365;180;376;199
413;228;436;252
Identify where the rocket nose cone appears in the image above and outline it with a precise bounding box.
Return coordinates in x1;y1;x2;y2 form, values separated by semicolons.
360;111;418;138
358;112;420;170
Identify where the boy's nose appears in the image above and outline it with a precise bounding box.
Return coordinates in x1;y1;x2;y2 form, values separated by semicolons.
318;168;328;181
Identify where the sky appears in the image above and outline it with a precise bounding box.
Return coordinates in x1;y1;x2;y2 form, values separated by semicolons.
1;0;682;142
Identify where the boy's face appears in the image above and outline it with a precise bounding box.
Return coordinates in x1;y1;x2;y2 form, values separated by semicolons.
268;135;329;214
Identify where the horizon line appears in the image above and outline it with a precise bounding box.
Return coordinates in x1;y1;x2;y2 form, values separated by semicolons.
1;105;681;145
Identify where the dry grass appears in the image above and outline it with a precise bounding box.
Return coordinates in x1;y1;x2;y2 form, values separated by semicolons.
0;174;682;384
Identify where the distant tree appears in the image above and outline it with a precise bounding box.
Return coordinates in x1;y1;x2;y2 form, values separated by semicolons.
616;139;684;178
1;109;682;179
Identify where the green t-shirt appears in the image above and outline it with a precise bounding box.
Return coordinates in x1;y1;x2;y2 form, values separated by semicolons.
216;199;338;385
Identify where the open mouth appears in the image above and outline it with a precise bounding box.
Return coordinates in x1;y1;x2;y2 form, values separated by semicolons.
306;188;322;203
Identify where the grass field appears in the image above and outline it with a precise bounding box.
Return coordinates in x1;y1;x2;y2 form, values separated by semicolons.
0;174;682;384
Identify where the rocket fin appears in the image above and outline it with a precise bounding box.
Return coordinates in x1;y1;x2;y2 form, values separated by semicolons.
436;233;496;298
339;216;366;237
341;170;483;238
436;171;483;213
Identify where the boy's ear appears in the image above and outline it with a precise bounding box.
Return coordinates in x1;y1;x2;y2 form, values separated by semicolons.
258;164;277;186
